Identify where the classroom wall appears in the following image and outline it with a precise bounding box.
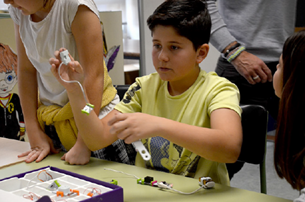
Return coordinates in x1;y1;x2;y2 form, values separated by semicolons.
99;11;125;85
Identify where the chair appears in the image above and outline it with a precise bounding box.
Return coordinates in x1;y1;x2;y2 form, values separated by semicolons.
114;85;130;100
114;85;268;193
238;104;268;194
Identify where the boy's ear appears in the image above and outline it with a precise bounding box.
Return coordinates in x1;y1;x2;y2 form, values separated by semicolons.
196;44;209;64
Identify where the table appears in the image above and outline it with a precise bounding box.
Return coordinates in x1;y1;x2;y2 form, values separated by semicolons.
0;153;292;202
0;13;10;19
123;39;140;83
123;39;140;60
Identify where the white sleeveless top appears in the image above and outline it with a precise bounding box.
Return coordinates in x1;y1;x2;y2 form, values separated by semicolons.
9;0;99;106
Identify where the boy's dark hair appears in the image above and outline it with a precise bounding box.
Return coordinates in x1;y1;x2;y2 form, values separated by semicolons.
274;30;305;190
147;0;211;50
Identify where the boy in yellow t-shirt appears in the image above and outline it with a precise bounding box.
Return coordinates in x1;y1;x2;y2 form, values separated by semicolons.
49;0;242;185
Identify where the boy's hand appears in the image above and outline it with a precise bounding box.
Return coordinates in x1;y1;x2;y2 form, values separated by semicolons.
61;140;91;165
108;112;159;144
18;131;59;163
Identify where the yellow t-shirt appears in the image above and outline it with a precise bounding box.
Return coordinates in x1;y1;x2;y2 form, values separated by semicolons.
114;70;241;185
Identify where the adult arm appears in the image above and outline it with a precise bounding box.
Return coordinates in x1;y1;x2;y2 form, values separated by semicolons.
207;0;272;84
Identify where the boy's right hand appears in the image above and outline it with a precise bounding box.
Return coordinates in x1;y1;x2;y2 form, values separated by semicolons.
18;130;60;163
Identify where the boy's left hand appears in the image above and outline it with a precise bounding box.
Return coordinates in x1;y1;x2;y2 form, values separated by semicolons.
108;112;159;143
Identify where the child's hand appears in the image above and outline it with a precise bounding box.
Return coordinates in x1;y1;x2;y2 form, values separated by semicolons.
18;131;60;163
108;112;159;144
49;48;85;90
61;140;91;165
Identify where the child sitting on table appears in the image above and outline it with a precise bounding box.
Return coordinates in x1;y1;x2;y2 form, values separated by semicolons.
49;0;242;185
273;30;305;197
5;0;135;166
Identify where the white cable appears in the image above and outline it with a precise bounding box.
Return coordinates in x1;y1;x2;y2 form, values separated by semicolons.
157;181;205;195
26;170;52;190
167;186;204;195
104;168;208;195
103;168;140;179
58;62;88;104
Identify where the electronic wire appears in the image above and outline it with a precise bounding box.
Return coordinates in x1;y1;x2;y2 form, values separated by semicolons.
58;62;88;104
104;168;207;195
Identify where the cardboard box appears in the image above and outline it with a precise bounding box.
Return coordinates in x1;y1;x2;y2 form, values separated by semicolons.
0;166;123;202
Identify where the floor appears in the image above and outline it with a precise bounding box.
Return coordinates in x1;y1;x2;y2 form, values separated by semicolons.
230;130;300;201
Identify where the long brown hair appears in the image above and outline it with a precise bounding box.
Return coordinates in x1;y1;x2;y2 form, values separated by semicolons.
274;30;305;190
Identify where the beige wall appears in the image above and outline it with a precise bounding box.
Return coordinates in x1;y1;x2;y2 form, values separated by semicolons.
0;18;16;51
100;11;125;85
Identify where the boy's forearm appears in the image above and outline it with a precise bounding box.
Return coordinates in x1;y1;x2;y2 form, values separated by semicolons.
157;118;241;163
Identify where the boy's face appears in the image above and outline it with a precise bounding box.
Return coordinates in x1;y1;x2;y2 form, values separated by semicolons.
0;71;17;96
273;55;283;98
152;25;207;86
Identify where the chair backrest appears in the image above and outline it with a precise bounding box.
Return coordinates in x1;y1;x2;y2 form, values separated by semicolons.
238;104;268;164
114;85;130;100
